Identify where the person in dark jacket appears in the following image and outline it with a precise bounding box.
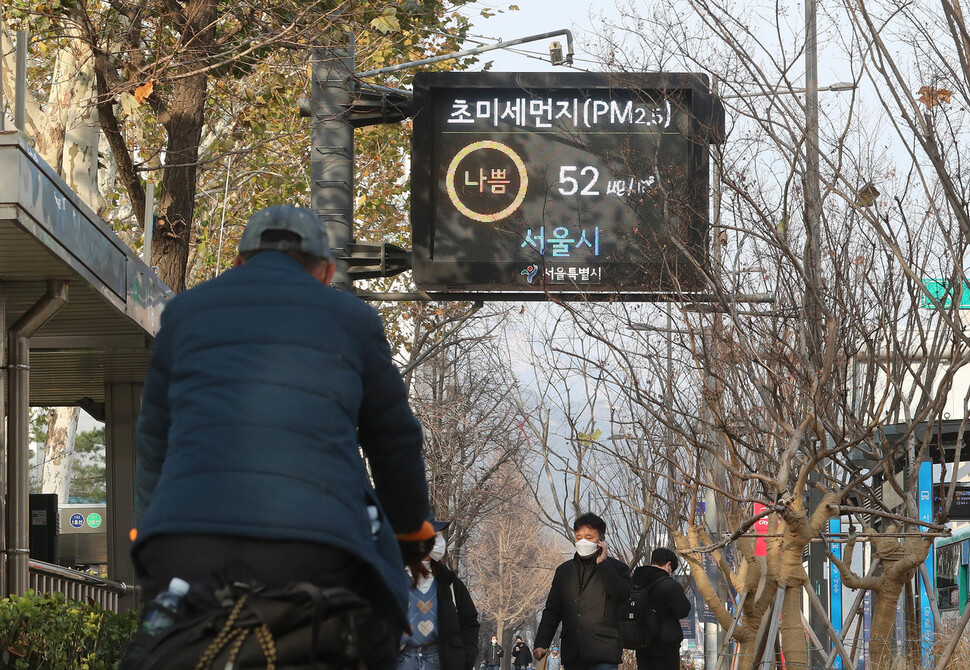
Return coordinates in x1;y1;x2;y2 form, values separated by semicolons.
399;516;480;670
484;635;504;670
511;636;530;670
533;513;632;670
631;548;692;670
128;206;434;670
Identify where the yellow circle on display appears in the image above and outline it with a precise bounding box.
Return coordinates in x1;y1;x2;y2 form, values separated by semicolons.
445;140;529;223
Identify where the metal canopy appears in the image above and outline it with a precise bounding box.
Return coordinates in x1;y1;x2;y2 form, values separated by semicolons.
881;419;970;465
0;131;171;405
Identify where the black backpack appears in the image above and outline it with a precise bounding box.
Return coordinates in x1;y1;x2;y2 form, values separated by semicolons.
619;575;665;650
120;578;372;670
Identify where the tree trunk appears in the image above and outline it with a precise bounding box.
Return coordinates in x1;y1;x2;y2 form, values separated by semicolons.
675;529;760;669
153;0;216;293
905;577;920;666
39;40;99;504
779;584;808;669
502;627;513;670
24;37;100;508
869;584;904;670
0;31;47;143
736;637;759;670
39;407;79;501
494;613;506;667
61;39;101;212
832;532;933;670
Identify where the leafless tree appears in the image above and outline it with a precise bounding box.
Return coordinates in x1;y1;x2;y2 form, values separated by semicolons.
407;304;530;569
512;306;675;567
488;1;970;668
463;466;566;652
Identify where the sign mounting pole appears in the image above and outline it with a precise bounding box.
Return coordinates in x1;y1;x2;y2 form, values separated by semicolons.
311;47;356;291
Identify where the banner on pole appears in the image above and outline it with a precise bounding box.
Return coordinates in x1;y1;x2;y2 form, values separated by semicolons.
830;517;843;669
918;460;934;666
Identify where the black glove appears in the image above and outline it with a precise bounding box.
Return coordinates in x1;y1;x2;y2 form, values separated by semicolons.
398;536;436;564
396;520;436;565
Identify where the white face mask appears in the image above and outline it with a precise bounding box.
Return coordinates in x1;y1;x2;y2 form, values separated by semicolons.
429;534;447;562
575;538;599;557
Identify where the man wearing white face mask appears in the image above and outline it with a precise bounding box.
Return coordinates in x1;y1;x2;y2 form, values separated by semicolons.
533;513;632;670
399;515;481;670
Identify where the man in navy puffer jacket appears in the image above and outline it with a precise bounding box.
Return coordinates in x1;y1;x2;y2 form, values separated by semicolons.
131;205;432;668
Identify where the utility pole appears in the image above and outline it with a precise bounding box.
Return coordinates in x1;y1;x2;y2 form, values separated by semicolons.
305;44;413;289
804;2;831;666
804;0;823;349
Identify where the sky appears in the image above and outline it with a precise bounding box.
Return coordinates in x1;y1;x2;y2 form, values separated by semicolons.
456;0;856;92
456;1;604;73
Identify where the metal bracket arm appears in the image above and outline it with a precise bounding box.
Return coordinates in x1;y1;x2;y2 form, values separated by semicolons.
342;241;412;279
354;29;576;78
299;83;414;127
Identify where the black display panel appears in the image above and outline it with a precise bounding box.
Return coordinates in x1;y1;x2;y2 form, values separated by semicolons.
411;72;720;295
936;484;970;520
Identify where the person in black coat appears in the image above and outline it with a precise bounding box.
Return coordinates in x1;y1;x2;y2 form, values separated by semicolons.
631;547;692;670
511;636;530;670
484;636;503;670
533;513;632;670
432;561;480;670
399;517;480;670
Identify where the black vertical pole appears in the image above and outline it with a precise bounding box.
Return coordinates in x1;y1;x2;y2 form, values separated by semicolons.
311;46;355;290
808;486;829;667
0;283;5;595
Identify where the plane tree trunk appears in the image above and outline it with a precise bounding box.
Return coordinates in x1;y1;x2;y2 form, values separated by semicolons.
39;408;80;502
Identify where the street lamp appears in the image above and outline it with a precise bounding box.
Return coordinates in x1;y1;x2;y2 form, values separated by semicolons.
354;29;575;78
718;81;856;100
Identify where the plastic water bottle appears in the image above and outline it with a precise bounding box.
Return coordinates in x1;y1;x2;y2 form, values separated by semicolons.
141;577;190;636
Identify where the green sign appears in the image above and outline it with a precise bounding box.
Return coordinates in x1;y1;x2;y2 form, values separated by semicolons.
921;279;970;309
86;512;103;529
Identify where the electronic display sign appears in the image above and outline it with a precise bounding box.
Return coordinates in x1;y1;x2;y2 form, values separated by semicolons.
411;72;722;296
934;483;970;520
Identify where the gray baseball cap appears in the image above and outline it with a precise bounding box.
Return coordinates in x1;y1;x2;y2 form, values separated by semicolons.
238;205;331;260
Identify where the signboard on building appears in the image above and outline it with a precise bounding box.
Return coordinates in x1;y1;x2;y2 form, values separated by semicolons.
682;583;698;639
59;504;107;567
410;72;722;296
